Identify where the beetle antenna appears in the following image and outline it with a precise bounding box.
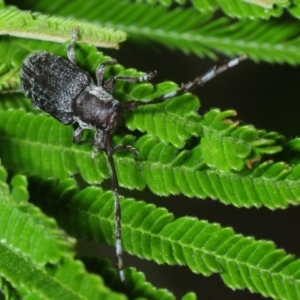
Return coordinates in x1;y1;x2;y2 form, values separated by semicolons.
122;54;248;110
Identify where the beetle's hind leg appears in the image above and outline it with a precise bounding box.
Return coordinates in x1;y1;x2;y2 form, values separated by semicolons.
67;27;80;64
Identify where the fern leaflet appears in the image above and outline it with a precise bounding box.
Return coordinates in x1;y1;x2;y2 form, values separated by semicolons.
1;101;299;209
10;0;300;64
30;177;300;300
16;0;291;19
0;5;126;48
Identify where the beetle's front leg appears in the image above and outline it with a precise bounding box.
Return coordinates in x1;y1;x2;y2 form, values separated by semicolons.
96;60;117;87
104;71;157;93
67;27;79;64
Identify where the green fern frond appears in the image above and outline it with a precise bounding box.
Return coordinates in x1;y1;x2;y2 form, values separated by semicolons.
0;162;8;194
135;0;290;10
134;0;186;7
135;135;300;209
0;5;126;48
10;175;29;203
181;293;197;300
241;0;290;8
83;257;182;300
1;2;300;298
0;277;20;300
14;0;300;64
0;37;296;209
217;0;287;18
0;164;127;298
29;177;300;300
128;106;285;170
0;100;299;209
0;171;76;265
199;109;285;171
0;247;126;300
28;178;192;300
2;2;300;64
0;94;33;111
126;92;201;148
190;0;218;12
284;138;300;165
0;67;19;91
0;167;177;299
20;0;290;19
0;38;22;92
289;0;300;18
140;0;290;17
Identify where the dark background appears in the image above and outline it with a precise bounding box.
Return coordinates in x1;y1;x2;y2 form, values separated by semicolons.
5;1;300;298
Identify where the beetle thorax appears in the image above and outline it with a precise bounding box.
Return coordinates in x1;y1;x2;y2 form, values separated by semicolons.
72;85;122;133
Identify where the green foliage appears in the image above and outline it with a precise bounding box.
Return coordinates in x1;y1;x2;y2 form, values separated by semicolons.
0;164;126;299
27;177;300;300
7;0;300;63
0;164;183;299
135;0;291;17
1;1;300;299
10;0;293;19
0;5;125;48
1;108;298;210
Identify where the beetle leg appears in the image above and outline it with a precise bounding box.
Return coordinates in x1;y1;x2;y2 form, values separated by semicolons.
100;134;125;282
67;27;80;64
104;71;157;94
96;60;117;86
73;126;84;144
107;147;125;282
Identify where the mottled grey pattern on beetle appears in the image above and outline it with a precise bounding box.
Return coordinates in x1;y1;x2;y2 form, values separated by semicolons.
21;52;110;126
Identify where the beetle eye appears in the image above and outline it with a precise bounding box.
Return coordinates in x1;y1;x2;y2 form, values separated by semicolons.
113;102;120;111
100;124;106;130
